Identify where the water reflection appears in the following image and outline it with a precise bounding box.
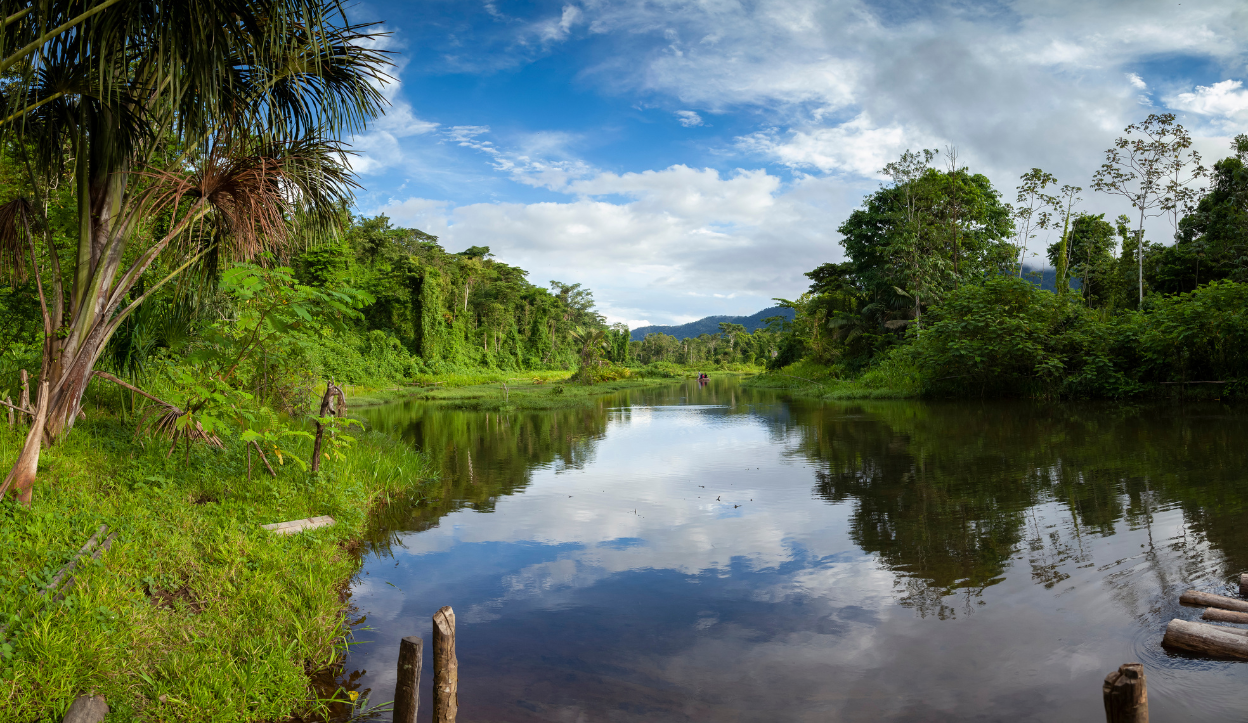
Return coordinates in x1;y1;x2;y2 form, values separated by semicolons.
340;380;1248;722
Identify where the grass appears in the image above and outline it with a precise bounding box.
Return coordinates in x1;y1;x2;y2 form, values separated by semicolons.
400;372;678;411
0;410;436;722
744;358;921;400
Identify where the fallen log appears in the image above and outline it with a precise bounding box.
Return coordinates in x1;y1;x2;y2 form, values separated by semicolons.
1179;589;1248;613
1162;619;1248;659
1202;608;1248;625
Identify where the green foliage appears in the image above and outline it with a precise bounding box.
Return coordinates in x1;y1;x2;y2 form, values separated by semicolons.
0;412;435;722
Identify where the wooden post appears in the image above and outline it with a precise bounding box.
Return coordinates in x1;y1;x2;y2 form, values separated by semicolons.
432;606;458;723
393;636;423;723
19;369;30;424
1103;663;1147;723
1240;573;1248;597
4;396;12;426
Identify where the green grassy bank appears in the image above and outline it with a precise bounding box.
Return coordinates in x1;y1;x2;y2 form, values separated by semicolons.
0;412;435;723
399;372;676;411
743;359;921;400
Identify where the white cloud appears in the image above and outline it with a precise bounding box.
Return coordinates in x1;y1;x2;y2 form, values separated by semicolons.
675;110;704;127
354;0;1248;322
737;114;917;177
1168;79;1248;119
372;167;861;326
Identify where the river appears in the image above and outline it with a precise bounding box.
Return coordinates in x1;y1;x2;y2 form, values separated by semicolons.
336;377;1248;722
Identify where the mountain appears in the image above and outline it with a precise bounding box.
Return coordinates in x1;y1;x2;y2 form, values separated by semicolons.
629;306;796;341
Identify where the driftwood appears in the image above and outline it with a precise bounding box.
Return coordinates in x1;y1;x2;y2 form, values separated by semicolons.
310;381;347;473
1178;589;1248;613
1162;619;1248;659
1202;608;1248;624
1102;663;1147;723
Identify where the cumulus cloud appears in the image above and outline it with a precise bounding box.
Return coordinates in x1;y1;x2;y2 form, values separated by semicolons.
737;114;917;177
372;167;863;325
357;0;1248;323
1168;79;1248;120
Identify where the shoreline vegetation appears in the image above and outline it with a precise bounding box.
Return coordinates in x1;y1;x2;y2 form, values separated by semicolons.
0;403;437;722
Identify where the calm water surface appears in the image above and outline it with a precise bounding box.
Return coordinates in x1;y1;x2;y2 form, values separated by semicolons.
341;378;1248;722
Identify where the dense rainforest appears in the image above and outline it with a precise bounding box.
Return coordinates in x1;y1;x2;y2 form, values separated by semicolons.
765;120;1248;399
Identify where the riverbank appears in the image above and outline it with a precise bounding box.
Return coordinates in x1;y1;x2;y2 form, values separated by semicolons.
0;413;436;722
743;359;920;400
399;372;678;411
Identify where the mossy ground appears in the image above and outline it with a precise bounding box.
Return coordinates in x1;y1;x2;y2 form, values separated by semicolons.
0;411;435;722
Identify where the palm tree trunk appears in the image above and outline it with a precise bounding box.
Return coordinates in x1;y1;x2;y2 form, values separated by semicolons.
0;381;48;505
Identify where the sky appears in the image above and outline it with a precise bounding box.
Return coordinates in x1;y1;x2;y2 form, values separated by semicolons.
343;0;1248;328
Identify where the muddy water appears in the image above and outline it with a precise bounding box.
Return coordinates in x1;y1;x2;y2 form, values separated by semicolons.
339;378;1248;722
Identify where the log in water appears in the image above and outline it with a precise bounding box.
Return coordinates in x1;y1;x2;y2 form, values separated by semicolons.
1179;589;1248;613
1202;608;1248;625
1162;619;1248;659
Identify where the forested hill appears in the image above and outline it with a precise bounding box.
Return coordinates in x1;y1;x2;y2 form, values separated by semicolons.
630;306;796;341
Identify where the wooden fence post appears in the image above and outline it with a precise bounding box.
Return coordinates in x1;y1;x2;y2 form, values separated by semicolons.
393;636;423;723
1103;663;1147;723
19;369;30;424
1239;573;1248;597
432;606;458;723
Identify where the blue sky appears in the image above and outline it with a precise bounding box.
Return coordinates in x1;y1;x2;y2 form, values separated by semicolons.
344;0;1248;327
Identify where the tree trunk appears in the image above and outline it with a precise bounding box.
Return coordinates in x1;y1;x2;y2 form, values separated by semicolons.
1;381;48;505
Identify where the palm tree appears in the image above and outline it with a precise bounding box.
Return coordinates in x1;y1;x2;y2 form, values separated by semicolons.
0;0;390;504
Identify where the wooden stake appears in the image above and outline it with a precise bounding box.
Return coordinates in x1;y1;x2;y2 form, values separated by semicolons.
1240;573;1248;597
18;369;30;424
1179;589;1248;613
393;636;423;723
432;606;458;723
3;396;12;426
1103;663;1147;722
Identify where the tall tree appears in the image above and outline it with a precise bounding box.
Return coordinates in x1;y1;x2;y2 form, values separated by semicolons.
1049;184;1082;293
1012;168;1057;277
0;0;390;504
1091;113;1204;308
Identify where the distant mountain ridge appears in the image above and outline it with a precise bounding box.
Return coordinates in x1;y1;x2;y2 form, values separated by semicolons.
630;306;796;341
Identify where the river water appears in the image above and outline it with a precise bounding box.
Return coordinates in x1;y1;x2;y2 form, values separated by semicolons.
340;377;1248;722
